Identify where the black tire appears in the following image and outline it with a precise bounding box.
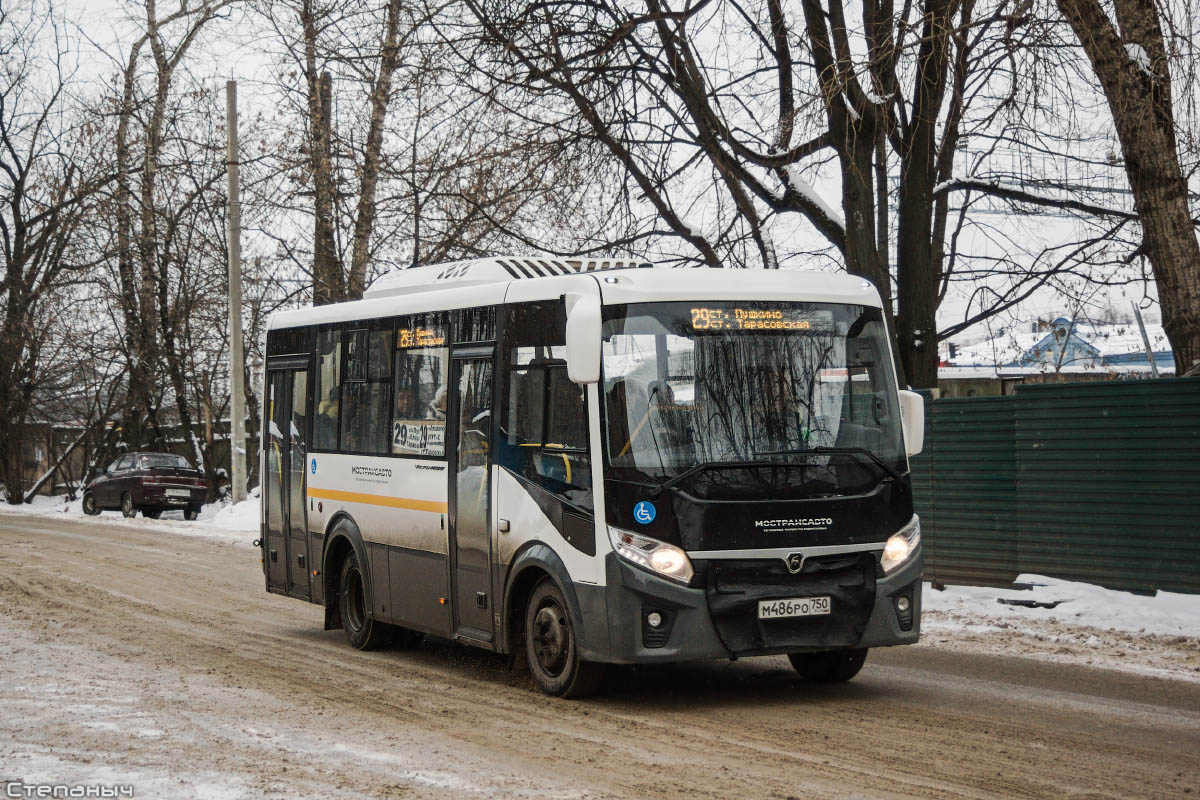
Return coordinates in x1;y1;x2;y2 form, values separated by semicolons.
143;509;162;520
524;578;605;698
121;493;136;518
338;551;393;651
82;493;100;516
788;648;868;682
184;506;200;521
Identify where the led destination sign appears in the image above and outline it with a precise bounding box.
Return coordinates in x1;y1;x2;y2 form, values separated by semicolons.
689;306;824;331
397;326;445;348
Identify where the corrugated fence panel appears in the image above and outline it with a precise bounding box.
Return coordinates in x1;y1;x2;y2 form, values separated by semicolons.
1012;379;1200;593
919;396;1018;586
910;378;1200;594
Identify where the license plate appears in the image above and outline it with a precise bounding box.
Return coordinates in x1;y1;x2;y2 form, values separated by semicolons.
758;596;831;620
167;489;191;499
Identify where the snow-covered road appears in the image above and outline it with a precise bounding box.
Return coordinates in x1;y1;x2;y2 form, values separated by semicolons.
1;508;1197;798
5;494;1197;683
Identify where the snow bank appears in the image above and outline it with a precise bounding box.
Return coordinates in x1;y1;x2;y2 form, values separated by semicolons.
0;492;261;543
924;574;1200;638
206;498;262;533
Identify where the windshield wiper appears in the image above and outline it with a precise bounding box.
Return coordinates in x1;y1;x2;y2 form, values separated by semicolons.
642;460;805;497
757;446;904;482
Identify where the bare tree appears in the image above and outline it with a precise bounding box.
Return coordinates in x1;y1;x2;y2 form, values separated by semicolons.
461;0;1166;386
254;0;616;305
1;1;110;502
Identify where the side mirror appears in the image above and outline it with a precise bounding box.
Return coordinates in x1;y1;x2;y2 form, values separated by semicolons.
898;390;925;457
565;292;601;384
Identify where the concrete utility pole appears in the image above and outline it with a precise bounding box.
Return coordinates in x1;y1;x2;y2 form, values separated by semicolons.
226;80;248;503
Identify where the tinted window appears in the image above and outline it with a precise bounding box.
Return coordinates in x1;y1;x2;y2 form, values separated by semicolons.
313;328;341;451
456;307;496;343
341;327;392;454
266;326;311;356
501;301;591;511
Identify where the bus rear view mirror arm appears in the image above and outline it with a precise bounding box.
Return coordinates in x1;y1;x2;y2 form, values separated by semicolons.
898;390;925;457
565;292;601;384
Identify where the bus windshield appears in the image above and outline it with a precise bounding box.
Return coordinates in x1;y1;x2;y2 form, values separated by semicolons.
601;301;905;494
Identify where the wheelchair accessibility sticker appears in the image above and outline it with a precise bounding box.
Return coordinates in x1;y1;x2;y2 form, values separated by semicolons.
311;457;317;475
633;501;656;524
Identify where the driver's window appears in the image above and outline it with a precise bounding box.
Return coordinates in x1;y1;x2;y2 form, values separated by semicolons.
501;301;592;512
115;456;133;472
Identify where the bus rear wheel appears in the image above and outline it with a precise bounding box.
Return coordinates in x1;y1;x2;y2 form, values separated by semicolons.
338;551;393;651
788;648;868;682
524;578;604;698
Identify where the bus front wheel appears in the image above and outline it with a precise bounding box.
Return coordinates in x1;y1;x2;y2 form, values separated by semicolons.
788;648;868;682
524;578;604;698
338;551;393;651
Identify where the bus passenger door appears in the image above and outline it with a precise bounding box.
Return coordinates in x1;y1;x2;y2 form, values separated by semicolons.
287;369;311;600
448;354;495;641
264;371;289;592
264;365;311;599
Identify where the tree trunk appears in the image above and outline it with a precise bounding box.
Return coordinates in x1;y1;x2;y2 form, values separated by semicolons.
1057;0;1200;375
347;0;404;299
115;40;156;448
896;0;958;389
302;0;344;305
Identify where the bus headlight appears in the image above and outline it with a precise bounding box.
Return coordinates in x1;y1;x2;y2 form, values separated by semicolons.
608;526;694;584
881;515;921;574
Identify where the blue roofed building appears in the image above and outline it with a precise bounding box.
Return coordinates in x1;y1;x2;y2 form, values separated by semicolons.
937;315;1174;397
1013;318;1104;369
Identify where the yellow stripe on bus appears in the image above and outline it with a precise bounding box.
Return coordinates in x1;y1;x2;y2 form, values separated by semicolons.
307;487;447;514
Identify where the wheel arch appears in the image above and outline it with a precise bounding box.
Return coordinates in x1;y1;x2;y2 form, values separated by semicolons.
321;511;371;631
501;542;583;657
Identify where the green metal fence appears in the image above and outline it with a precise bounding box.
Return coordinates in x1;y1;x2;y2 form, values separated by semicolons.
911;377;1200;594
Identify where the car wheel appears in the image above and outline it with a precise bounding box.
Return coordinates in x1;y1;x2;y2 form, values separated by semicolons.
338;551;393;651
121;493;136;518
82;493;100;516
524;578;605;698
184;506;200;521
143;509;162;520
788;648;868;682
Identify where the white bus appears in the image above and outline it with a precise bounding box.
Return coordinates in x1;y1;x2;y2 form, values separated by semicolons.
259;257;925;696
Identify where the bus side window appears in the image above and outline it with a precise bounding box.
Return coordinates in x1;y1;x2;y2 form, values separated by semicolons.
392;315;449;457
502;302;592;512
313;328;341;451
341;327;392;454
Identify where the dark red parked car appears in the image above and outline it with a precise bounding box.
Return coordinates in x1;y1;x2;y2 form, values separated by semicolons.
82;452;208;520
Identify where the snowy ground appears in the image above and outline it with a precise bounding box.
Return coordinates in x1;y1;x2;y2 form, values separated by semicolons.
0;492;260;543
922;577;1200;682
2;494;1198;682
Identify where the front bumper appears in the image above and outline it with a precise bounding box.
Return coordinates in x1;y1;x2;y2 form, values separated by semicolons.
585;544;922;664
